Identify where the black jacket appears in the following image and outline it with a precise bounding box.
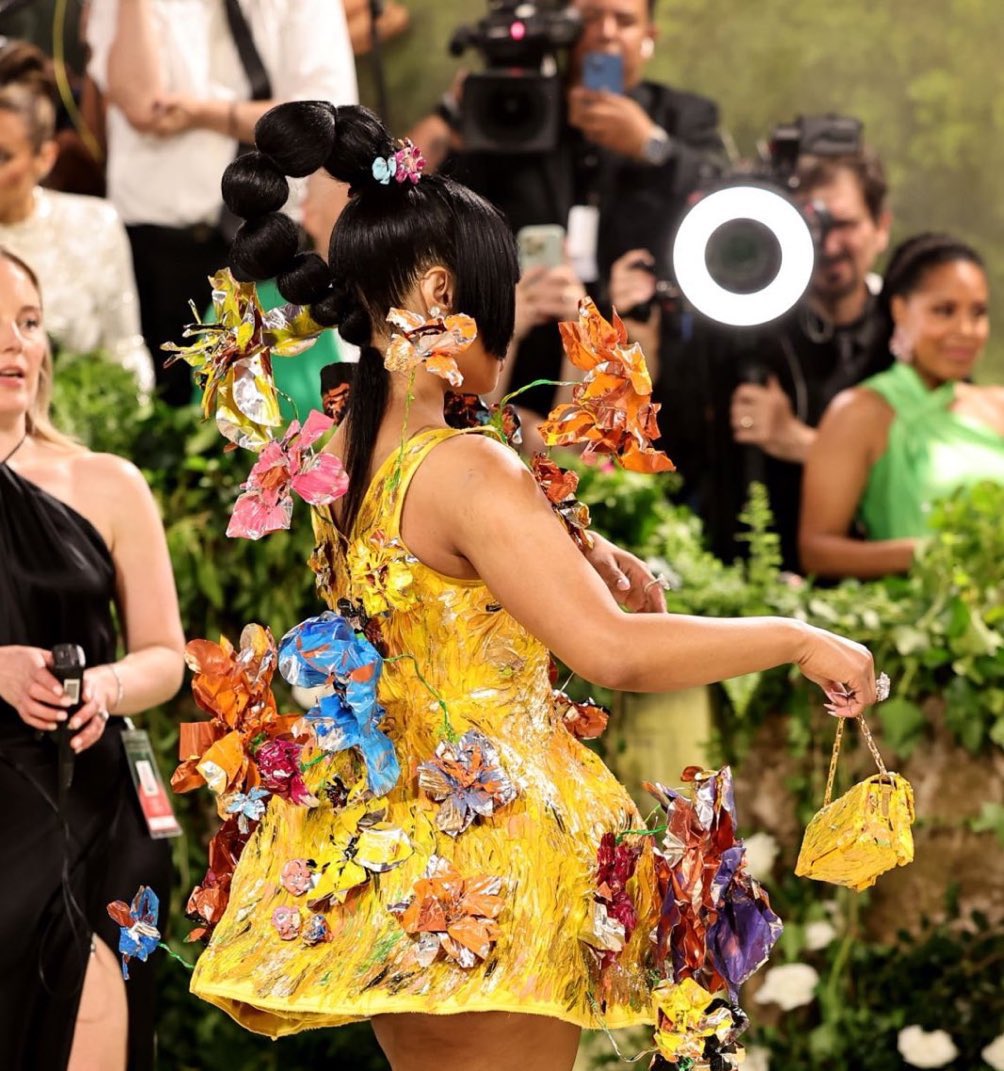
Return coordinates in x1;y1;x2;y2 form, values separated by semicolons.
455;80;725;415
658;296;893;573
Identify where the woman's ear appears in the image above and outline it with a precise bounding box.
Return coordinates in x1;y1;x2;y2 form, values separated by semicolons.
418;265;454;315
34;139;59;184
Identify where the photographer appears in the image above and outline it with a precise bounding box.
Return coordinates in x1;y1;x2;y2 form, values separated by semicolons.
414;0;726;421
639;137;893;573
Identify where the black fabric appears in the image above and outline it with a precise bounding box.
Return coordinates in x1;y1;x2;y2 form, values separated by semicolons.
656;295;892;573
454;80;725;416
223;0;272;102
0;462;172;1071
128;223;231;405
219;0;274;242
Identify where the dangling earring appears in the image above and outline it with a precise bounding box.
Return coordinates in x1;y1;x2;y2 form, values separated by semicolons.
428;305;443;320
890;325;913;364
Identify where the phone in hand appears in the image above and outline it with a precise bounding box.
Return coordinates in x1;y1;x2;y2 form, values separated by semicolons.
582;51;625;95
517;224;566;273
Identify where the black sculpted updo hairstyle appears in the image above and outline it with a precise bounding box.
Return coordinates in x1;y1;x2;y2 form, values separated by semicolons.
222;102;520;531
876;233;986;356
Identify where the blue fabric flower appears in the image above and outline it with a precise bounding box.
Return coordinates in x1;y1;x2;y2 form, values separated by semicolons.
226;786;271;832
106;886;161;979
371;154;397;185
279;612;400;796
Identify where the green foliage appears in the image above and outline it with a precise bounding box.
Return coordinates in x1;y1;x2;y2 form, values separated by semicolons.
759;909;1004;1071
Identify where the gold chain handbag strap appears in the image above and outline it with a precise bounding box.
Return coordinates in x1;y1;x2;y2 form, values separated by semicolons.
823;715;889;807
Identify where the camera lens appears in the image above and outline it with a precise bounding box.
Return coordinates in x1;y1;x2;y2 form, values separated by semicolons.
704;218;783;295
479;82;547;143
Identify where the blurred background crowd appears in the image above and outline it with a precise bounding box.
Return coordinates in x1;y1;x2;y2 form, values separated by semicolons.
1;2;1002;1070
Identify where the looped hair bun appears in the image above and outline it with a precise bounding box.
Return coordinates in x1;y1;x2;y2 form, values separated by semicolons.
254;101;338;178
229;212;299;282
221;150;288;218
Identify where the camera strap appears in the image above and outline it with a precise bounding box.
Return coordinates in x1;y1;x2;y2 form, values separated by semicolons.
219;0;274;240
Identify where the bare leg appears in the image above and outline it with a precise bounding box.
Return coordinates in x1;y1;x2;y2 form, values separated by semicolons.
68;934;127;1071
372;1011;581;1071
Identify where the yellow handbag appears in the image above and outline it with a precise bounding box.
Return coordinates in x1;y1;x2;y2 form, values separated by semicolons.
795;714;915;891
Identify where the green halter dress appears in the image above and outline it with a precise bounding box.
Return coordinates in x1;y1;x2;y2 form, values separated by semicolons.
858;361;1004;539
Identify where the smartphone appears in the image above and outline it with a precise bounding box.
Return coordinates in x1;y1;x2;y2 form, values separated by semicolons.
582;51;624;95
517;224;566;272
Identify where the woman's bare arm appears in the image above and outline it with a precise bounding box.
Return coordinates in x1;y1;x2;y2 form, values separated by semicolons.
404;434;875;710
78;453;186;718
799;389;916;579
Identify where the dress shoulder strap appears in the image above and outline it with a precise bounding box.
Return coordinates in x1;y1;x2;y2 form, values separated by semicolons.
369;427;470;537
861;361;954;422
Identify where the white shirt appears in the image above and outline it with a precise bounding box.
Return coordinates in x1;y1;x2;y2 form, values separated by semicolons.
0;189;154;393
86;0;359;227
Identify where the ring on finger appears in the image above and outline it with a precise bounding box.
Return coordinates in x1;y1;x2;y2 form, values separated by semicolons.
99;708;109;723
875;672;891;703
644;573;671;593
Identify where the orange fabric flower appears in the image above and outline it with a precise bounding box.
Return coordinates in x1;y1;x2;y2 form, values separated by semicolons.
394;855;504;968
553;690;610;741
384;308;477;387
538;298;675;473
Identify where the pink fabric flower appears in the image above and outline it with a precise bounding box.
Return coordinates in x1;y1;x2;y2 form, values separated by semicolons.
227;410;348;540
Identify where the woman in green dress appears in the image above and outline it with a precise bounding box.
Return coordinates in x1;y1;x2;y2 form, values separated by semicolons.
800;233;1004;578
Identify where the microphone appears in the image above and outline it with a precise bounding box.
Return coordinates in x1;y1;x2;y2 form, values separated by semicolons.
51;644;86;799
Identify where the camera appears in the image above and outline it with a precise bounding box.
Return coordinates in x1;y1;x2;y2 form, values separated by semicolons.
449;1;582;154
658;115;864;327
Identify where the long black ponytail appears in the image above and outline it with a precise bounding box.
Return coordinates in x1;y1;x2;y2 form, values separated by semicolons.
220;102;519;533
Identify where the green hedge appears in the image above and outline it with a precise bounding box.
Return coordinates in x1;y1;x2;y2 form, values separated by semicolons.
52;356;1003;1070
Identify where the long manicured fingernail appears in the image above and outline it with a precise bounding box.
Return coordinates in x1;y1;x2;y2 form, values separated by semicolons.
616;575;631;590
56;712;67;721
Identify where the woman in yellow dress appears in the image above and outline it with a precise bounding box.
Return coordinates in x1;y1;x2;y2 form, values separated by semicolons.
186;103;876;1071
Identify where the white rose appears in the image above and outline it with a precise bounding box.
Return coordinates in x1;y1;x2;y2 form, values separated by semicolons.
982;1035;1004;1071
804;920;837;951
744;1046;771;1071
754;963;819;1011
743;832;780;882
897;1026;959;1068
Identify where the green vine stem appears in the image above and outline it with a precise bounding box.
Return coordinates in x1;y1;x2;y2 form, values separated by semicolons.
385;652;457;742
158;941;195;972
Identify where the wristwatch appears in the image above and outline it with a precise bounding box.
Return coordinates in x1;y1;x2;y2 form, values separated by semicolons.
641;125;674;166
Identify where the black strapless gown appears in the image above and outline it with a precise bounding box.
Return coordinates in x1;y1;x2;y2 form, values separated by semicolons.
0;461;172;1070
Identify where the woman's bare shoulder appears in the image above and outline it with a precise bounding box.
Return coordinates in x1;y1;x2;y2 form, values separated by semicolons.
819;385;894;433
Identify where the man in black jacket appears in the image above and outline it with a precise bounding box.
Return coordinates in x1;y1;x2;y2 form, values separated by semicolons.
418;0;725;422
644;146;893;572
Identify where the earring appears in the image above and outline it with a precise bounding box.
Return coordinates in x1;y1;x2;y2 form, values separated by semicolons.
641;38;655;60
890;325;913;364
429;305;443;320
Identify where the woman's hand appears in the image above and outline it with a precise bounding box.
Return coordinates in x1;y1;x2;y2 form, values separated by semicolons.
609;249;657;316
793;622;876;717
584;533;668;613
64;668;116;753
0;645;72;731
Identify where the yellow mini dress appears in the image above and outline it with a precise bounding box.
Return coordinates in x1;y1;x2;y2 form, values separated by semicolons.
190;427;658;1036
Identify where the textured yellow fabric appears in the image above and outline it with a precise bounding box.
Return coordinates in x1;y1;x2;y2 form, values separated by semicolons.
191;427;658;1036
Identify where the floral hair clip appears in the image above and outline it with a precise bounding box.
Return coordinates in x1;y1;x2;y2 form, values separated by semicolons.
371;138;426;186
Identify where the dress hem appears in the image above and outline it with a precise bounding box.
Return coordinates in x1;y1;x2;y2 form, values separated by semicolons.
191;978;656;1039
